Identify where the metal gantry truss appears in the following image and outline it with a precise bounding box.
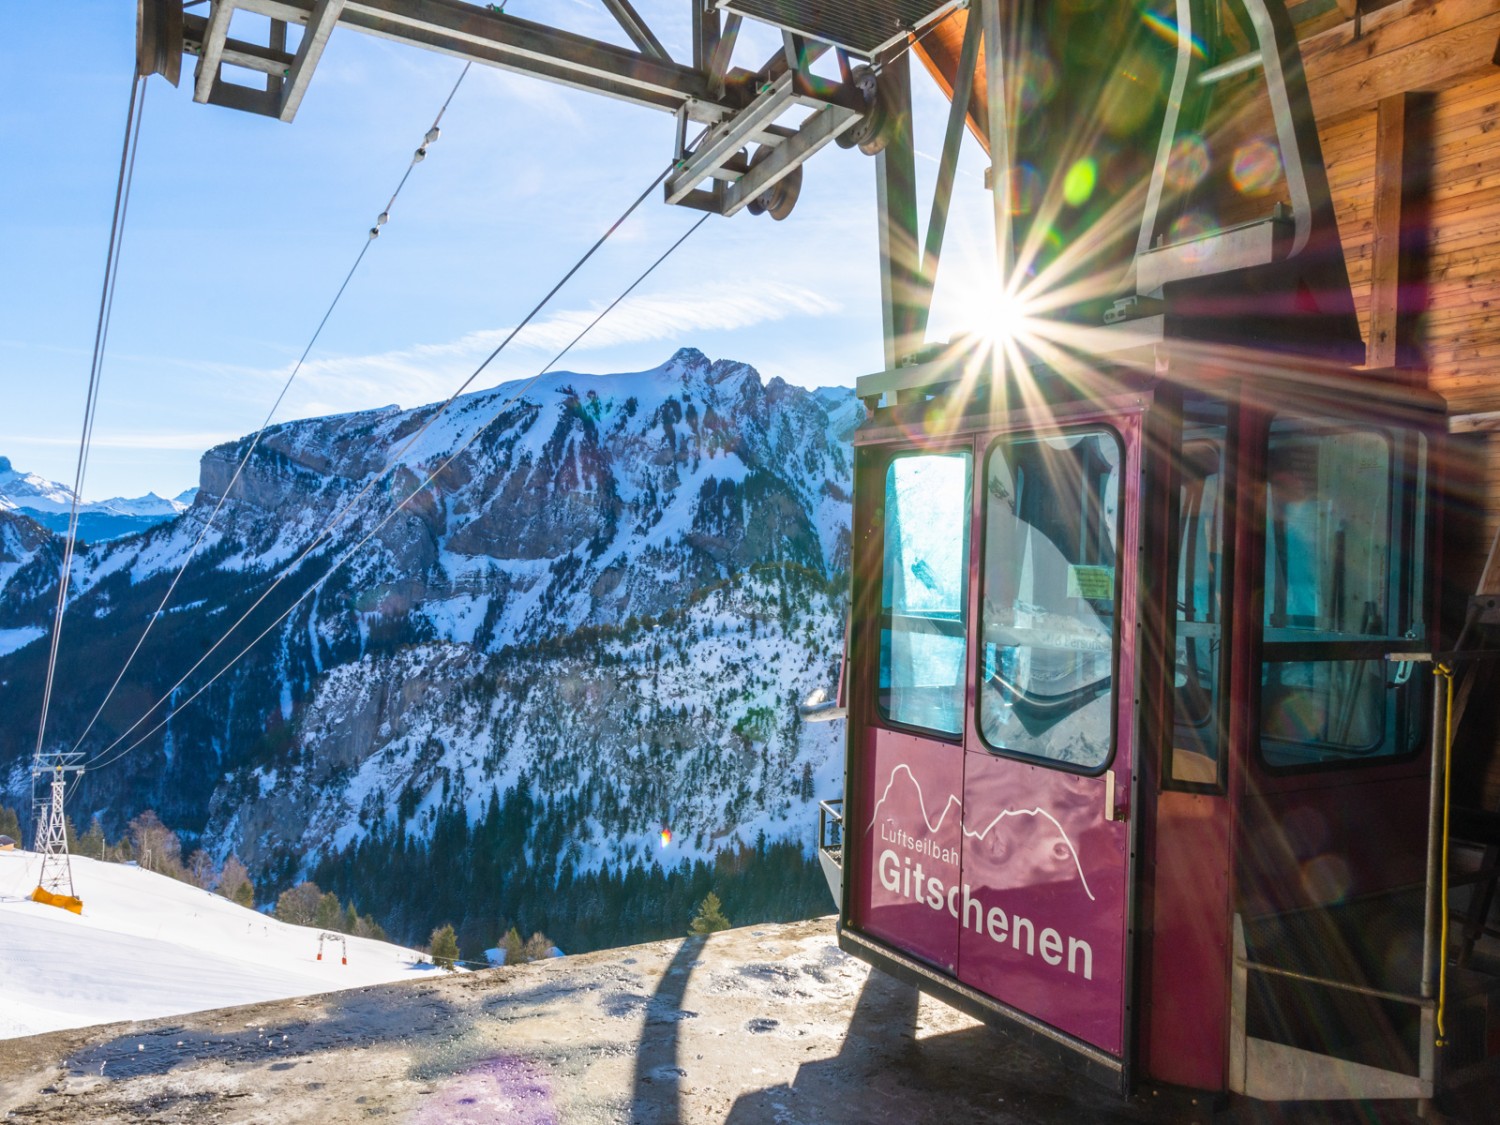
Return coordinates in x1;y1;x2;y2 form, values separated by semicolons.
140;1;960;224
144;1;1360;410
33;753;84;899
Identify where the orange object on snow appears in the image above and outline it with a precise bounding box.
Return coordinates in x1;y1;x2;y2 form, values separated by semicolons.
31;886;83;914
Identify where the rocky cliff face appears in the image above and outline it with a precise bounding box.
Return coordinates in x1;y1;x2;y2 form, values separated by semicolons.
0;350;855;923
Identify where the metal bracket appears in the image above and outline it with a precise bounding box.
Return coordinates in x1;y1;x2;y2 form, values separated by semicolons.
1132;0;1344;296
665;66;862;217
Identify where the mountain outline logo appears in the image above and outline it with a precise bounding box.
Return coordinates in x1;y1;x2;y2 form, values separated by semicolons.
866;762;1096;901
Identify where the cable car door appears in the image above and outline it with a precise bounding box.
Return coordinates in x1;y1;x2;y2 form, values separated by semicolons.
854;448;974;975
852;414;1140;1075
959;419;1139;1064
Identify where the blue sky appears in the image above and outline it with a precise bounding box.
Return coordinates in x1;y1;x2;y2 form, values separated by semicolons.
2;2;997;499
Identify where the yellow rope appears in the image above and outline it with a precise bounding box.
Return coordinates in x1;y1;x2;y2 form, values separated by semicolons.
1436;662;1454;1047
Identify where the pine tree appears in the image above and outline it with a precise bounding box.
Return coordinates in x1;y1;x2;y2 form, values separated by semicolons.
218;855;253;907
75;818;106;860
233;879;255;908
0;805;20;843
430;924;460;970
314;891;343;931
343;902;359;934
689;891;731;934
502;926;524;966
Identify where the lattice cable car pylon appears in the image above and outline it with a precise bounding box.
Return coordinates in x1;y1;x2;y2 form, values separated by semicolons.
33;754;84;901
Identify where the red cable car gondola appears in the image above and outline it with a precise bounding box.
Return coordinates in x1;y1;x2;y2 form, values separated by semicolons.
819;0;1466;1108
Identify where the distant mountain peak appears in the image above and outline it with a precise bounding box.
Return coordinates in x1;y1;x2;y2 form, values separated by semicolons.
668;346;709;370
0;457;191;542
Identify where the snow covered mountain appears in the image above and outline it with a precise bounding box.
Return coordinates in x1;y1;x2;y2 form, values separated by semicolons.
0;456;195;542
0;349;855;954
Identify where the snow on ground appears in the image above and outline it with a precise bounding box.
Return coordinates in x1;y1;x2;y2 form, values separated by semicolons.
0;850;434;1040
0;626;45;658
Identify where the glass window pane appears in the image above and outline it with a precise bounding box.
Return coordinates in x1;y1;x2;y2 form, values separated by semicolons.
879;453;971;735
1262;659;1388;756
979;430;1122;769
1265;426;1391;637
1259;417;1424;769
1172;423;1226;785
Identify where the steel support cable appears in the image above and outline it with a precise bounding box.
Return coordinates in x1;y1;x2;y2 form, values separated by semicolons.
32;74;147;779
84;160;677;769
85;208;709;774
69;64;471;758
1436;661;1455;1046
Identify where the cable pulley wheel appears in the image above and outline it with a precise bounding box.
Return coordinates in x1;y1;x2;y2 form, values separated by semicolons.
743;147;802;222
836;65;891;156
136;0;184;87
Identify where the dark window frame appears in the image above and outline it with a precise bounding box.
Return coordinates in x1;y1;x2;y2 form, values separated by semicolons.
873;446;975;742
1164;403;1233;795
1254;417;1427;775
975;424;1126;777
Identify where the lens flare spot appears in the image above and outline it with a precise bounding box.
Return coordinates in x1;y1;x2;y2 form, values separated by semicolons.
1167;210;1214;246
1010;163;1042;215
1010;49;1058;119
1166;134;1211;191
1063;159;1097;207
1232;139;1282;195
659;828;672;849
1100;55;1162;136
1300;854;1351;906
1141;11;1208;58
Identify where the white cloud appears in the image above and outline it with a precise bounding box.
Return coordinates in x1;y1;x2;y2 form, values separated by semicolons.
233;280;842;414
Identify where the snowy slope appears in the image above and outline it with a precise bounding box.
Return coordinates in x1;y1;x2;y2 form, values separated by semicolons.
0;850;432;1040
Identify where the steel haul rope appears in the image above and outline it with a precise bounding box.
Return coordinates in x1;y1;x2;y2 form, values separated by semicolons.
33;73;147;792
71;63;471;759
86;162;698;773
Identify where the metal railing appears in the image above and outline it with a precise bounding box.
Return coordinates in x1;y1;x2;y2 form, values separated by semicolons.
818;798;844;862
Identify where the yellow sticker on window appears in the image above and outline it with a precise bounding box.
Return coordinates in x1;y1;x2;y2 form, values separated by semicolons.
1067;565;1114;600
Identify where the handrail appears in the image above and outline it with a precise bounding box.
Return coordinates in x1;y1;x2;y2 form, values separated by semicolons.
1233;954;1433;1010
818;798;844;858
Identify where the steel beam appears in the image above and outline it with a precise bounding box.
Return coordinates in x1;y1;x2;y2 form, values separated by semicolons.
279;0;345;121
344;0;719;117
266;18;286;105
223;0;730;122
600;0;669;62
723;102;860;216
194;0;238;104
978;0;1013;283
874;52;921;371
708;13;742;97
182;15;296;76
915;5;982;335
665;72;799;204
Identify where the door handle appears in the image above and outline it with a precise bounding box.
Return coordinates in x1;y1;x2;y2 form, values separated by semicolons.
1105;770;1128;822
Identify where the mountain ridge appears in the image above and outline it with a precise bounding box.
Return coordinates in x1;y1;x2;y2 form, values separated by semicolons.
0;349;855;951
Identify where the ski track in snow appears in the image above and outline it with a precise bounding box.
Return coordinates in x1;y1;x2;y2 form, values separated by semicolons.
0;850;433;1040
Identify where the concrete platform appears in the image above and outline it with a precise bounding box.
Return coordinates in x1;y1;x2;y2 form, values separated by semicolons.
0;917;1489;1123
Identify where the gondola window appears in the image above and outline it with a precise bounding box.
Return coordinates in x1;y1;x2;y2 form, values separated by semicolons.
878;452;972;735
979;430;1122;769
